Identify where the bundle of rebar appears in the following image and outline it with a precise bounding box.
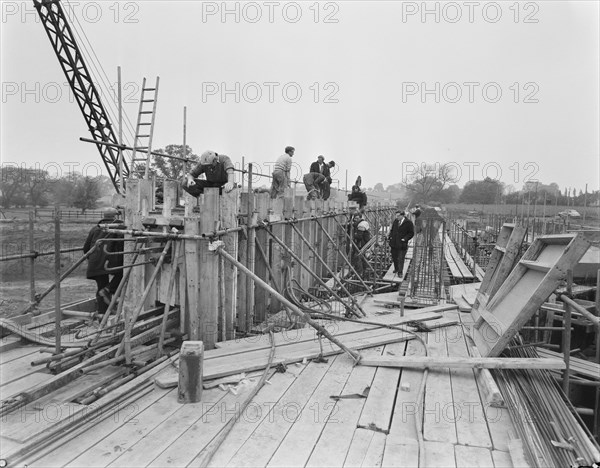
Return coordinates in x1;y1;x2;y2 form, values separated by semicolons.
495;339;600;467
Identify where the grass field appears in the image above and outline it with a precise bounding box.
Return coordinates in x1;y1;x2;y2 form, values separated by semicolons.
0;216;95;318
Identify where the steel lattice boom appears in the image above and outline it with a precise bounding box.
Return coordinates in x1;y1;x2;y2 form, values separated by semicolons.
33;0;129;191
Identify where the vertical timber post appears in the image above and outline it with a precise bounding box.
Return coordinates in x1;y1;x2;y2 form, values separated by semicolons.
220;188;239;340
198;188;219;349
270;196;284;314
254;193;270;323
246;164;256;331
237;192;248;332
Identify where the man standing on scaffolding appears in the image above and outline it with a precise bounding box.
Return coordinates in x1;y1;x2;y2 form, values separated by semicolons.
388;210;414;276
83;208;124;315
181;150;235;196
270;146;295;199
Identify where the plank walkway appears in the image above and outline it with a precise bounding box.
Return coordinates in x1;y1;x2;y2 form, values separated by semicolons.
381;243;414;283
20;299;519;468
442;233;476;283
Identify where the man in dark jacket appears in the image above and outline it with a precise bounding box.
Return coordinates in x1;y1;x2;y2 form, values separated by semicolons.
181;150;235;197
309;156;335;200
83;208;124;314
388;210;414;275
348;185;367;209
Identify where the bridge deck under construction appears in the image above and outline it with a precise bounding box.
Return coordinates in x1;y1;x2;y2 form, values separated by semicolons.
5;297;519;468
1;185;598;467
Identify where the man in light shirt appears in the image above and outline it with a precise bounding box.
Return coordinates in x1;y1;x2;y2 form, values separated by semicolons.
270;146;294;199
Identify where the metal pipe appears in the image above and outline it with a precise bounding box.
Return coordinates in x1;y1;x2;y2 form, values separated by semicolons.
54;207;61;358
158;241;180;356
92;245;143;343
117;240;173;361
332;217;377;276
104;260;154;272
264;226;363;318
291;223;366;316
214;244;361;362
562;270;573;394
29;210;36;302
558;295;600;329
0;247;84;262
313;217;372;293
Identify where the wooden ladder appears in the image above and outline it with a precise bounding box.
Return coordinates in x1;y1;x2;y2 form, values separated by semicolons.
130;77;160;178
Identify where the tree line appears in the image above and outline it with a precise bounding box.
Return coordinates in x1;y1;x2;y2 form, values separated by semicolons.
372;164;599;207
0;145;198;212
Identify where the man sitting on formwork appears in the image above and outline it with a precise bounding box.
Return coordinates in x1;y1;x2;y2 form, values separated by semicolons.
181;150;235;197
303;172;327;200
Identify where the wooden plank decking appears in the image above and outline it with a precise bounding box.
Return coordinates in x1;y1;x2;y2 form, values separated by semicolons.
19;298;520;468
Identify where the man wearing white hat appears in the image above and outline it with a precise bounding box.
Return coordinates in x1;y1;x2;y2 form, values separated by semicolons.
182;150;235;197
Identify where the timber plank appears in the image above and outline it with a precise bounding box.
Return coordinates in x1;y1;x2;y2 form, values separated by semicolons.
147;384;251;467
2;402;86;444
155;372;295;468
491;450;512;468
0;345;41;365
0;352;47;386
381;442;419;468
454;444;494;467
0;371;50;401
109;384;253;467
266;355;356;468
343;428;386;467
423;327;457;444
0;335;25;352
357;341;406;433
305;347;380;468
461;313;513;452
388;337;426;445
206;309;442;356
205;369;303;468
446;315;492;449
65;388;184;467
28;388;172;468
424;441;457;468
225;357;347;468
156;327;414;387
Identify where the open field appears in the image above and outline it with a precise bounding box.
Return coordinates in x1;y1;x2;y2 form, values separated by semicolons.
0;217;95;318
445;203;600;222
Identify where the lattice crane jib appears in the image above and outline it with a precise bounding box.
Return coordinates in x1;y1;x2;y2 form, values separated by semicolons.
33;0;130;192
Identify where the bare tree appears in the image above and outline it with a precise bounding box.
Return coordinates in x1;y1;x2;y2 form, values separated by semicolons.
404;163;455;203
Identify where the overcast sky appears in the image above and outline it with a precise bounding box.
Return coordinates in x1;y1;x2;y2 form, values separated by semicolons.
1;0;599;192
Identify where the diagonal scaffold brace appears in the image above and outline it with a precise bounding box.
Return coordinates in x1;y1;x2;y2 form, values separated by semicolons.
289;222;368;315
261;221;365;318
313;217;372;294
212;241;362;364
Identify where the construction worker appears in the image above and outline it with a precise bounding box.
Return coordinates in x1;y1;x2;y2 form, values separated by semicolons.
83;208;124;315
309;156;335;200
348;184;367;209
355;217;372;249
303;172;326;200
388;210;414;275
270;146;294;199
351;214;371;277
411;204;422;233
181;151;235;196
